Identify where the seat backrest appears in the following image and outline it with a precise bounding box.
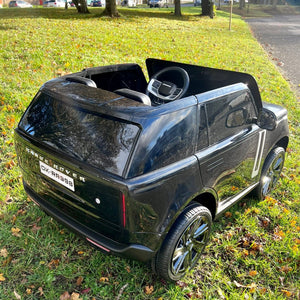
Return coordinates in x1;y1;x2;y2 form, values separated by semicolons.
65;76;97;88
114;88;151;106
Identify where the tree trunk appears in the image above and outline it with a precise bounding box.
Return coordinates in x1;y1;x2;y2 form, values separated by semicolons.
201;0;214;18
73;0;90;13
201;0;210;15
103;0;120;17
174;0;181;16
239;0;245;9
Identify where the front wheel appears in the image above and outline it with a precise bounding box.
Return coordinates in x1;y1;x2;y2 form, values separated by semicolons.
253;147;285;201
153;204;212;281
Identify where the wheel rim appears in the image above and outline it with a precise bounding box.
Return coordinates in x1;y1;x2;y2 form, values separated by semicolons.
262;153;284;197
171;215;210;276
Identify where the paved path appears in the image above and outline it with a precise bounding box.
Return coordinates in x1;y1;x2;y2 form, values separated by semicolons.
246;15;300;100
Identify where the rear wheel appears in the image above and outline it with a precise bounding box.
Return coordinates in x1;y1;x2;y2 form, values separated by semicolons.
153;204;212;281
253;147;285;200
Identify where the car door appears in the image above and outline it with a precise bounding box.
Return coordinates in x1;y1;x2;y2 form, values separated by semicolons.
195;86;265;213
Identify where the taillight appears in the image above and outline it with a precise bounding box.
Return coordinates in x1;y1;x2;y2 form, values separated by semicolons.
121;193;126;228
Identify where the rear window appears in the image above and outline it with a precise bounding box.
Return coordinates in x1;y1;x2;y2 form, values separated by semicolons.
19;92;140;177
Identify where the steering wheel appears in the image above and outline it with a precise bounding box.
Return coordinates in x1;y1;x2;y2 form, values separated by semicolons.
146;66;190;103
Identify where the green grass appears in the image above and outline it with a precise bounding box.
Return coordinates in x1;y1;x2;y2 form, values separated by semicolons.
0;7;299;300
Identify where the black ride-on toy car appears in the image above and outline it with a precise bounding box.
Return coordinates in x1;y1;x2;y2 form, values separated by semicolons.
15;59;289;281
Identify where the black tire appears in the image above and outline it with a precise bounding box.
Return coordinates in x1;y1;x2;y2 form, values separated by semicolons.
253;147;285;201
153;204;212;281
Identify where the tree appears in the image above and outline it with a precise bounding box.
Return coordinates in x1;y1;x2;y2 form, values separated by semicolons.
239;0;246;9
73;0;90;13
102;0;120;17
201;0;214;18
174;0;182;16
272;0;278;8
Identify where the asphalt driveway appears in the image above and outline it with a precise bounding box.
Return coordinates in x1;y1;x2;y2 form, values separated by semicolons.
246;15;300;100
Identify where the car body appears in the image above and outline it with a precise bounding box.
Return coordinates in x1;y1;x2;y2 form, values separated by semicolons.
43;0;65;7
121;0;136;7
9;0;33;7
15;59;289;281
149;0;168;8
90;0;102;6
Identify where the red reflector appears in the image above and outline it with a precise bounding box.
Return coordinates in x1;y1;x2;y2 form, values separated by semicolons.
121;193;126;227
86;238;110;252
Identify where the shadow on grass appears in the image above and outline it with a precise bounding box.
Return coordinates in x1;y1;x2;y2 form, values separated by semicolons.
0;7;200;21
0;6;228;23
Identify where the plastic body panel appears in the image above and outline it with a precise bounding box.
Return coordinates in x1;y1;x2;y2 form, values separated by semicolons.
15;59;289;262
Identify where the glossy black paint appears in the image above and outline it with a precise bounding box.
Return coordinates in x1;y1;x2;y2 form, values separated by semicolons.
15;59;289;262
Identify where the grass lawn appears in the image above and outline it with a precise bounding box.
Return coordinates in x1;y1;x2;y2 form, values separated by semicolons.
0;6;299;300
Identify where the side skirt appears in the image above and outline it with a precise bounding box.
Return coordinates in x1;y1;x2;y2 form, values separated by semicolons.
215;183;258;219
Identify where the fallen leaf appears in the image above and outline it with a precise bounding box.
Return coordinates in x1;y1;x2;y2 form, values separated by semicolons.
31;224;41;233
176;280;188;288
2;256;12;267
99;277;109;283
76;276;84;286
281;289;292;297
17;209;26;216
280;265;292;273
0;273;5;282
233;280;247;288
249;270;257;277
279;276;285;285
0;248;8;258
48;259;60;269
81;288;91;294
5;160;15;169
70;292;82;300
144;285;154;295
11;227;22;237
225;211;232;218
259;287;267;295
14;290;21;300
26;288;32;295
38;287;44;296
125;265;131;273
60;291;71;300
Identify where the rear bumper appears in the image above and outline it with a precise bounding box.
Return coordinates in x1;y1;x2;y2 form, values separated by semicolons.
24;182;155;262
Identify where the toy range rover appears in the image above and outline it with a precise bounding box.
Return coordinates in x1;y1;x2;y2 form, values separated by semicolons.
15;58;289;281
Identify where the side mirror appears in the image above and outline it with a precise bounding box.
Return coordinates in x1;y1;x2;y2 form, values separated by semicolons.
226;108;248;128
257;108;277;131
